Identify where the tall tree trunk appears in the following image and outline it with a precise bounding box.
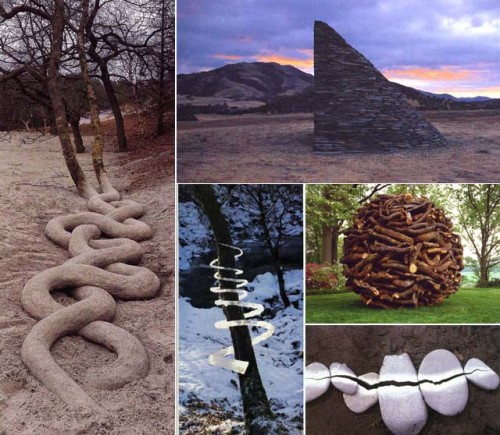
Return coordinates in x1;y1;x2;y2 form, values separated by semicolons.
100;63;127;152
331;226;340;264
68;113;85;153
322;225;332;264
155;0;166;136
275;260;290;308
478;258;489;287
47;0;94;198
192;185;274;434
77;0;109;189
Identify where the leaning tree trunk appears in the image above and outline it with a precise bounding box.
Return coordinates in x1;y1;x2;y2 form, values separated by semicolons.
47;0;94;198
192;185;274;434
100;63;127;152
68;114;85;153
77;0;109;189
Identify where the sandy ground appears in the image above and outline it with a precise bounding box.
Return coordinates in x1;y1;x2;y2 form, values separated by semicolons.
177;110;500;183
306;325;500;435
0;124;174;434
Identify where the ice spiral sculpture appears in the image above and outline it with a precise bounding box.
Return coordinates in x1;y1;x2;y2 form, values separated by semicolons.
208;244;275;374
306;349;499;435
21;182;160;411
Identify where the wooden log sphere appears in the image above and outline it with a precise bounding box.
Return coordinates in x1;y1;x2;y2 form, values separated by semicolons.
341;194;464;308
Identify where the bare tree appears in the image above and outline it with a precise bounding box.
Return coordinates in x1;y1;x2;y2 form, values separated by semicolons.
192;184;275;434
241;185;303;308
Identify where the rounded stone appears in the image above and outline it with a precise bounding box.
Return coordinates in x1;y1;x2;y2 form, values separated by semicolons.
305;362;331;403
465;358;500;390
330;362;358;394
343;372;379;413
379;354;427;435
418;349;468;416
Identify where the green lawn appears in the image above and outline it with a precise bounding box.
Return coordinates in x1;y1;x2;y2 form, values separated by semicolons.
306;288;500;324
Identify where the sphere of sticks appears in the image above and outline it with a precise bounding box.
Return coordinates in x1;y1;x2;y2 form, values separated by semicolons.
341;194;464;308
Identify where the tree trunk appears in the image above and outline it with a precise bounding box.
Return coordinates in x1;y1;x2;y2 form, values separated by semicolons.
77;0;109;189
100;62;127;152
275;261;290;307
47;0;94;198
155;0;167;136
69;116;85;153
331;226;340;264
322;225;332;264
478;259;489;287
192;185;274;434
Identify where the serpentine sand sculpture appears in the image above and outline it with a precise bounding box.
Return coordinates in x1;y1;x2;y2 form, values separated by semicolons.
314;21;447;153
21;178;160;411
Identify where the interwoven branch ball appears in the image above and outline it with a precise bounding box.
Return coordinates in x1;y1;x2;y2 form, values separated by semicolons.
341;194;464;308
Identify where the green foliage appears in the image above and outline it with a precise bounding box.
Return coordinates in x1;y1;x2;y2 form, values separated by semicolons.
306;184;373;263
306;288;500;323
386;184;453;210
306;263;347;294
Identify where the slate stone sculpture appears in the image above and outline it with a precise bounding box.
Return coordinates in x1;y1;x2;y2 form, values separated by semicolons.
305;349;499;435
314;20;447;152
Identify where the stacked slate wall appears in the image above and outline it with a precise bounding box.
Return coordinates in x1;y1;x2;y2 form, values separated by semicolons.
314;20;447;153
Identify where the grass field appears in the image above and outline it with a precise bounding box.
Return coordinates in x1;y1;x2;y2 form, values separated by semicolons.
306;288;500;323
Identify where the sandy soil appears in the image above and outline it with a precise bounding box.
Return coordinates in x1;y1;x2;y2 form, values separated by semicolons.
306;325;500;435
177;110;500;183
0;118;175;434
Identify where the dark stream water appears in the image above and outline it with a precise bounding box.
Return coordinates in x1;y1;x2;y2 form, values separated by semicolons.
179;236;303;308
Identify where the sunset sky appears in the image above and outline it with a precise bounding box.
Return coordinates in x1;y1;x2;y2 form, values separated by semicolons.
178;0;500;98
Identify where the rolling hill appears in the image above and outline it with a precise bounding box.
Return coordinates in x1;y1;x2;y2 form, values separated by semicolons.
178;62;500;113
177;62;313;100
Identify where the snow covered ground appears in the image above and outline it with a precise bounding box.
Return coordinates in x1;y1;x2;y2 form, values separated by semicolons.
179;269;304;433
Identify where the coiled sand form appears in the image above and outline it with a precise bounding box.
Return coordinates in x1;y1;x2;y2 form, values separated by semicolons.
21;181;160;411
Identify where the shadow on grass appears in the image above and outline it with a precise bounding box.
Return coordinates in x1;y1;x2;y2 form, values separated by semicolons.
305;288;500;324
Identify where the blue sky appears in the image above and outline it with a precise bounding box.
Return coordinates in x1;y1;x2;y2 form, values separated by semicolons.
178;0;500;97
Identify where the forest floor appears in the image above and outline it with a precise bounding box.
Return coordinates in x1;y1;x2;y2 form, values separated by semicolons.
305;288;500;323
0;113;175;434
177;110;500;183
306;325;500;434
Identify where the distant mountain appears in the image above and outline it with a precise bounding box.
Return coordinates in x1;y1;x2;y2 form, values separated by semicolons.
419;90;492;103
178;62;500;113
177;62;313;100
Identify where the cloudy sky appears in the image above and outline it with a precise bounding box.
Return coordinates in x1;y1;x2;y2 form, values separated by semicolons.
178;0;500;97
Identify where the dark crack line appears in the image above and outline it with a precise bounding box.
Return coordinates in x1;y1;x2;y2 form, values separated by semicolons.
306;368;488;390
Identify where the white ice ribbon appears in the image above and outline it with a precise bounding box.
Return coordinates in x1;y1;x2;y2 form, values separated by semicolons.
208;244;275;374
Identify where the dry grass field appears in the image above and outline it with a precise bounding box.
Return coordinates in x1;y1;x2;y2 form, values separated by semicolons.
177;110;500;183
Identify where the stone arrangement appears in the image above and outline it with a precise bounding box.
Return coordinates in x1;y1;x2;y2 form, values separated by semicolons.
306;349;500;435
21;183;160;411
208;244;275;374
341;194;463;308
314;20;447;153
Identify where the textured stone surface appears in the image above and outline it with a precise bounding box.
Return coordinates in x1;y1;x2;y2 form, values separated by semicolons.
314;21;447;153
465;358;500;390
305;362;331;403
343;372;379;413
418;349;468;416
330;362;358;394
379;354;427;435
